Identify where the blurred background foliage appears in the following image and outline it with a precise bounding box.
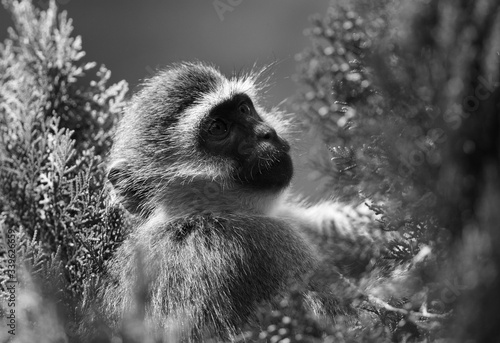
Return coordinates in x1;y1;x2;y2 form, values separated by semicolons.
0;0;499;342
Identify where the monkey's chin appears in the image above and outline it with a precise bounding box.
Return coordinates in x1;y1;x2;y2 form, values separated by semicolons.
238;152;293;191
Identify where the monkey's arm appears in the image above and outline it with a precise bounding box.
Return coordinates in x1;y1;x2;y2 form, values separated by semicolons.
271;197;401;282
271;198;379;241
273;198;416;314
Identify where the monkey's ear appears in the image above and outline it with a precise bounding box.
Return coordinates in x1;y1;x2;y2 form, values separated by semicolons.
107;159;145;215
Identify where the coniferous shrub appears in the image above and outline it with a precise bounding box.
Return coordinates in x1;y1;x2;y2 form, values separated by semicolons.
294;0;500;341
0;0;129;340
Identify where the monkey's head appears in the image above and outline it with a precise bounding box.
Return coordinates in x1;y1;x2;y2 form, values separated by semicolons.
108;62;293;217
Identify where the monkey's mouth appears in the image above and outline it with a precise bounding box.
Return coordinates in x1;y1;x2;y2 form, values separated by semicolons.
237;150;293;190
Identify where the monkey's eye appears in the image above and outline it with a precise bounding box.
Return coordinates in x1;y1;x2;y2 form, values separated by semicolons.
207;119;229;139
238;103;251;116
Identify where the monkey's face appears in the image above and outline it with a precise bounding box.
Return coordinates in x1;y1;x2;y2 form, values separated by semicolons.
198;93;293;191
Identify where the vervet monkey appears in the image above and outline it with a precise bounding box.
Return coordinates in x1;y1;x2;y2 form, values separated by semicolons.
104;62;369;341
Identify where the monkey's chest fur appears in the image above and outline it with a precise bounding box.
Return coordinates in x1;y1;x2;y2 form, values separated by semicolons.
106;214;316;339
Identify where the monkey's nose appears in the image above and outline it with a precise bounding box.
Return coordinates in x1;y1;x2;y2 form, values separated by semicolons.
256;124;278;141
256;125;290;152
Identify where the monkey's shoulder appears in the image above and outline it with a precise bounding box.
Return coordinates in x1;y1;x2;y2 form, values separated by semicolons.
162;214;227;241
137;213;310;257
159;212;295;238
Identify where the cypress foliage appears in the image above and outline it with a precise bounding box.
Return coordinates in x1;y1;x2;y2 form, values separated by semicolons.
0;1;129;341
295;0;500;341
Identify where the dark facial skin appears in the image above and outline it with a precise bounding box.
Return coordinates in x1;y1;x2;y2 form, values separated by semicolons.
198;94;293;190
